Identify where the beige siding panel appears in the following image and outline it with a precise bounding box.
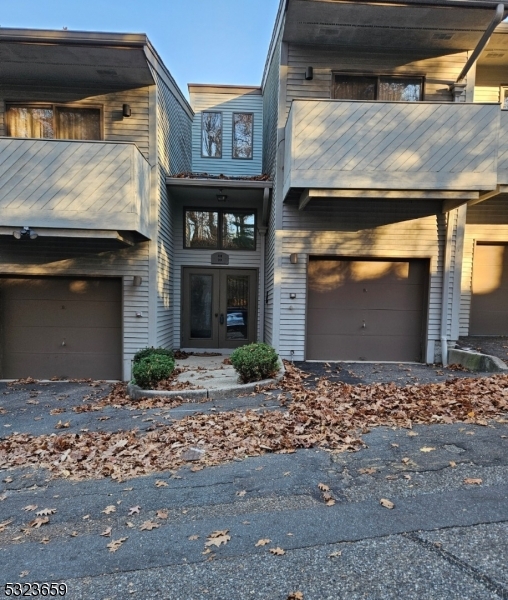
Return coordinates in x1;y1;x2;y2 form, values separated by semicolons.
0;238;150;379
283;101;499;196
0;139;151;236
278;200;446;360
0;86;150;158
286;45;468;118
460;196;508;335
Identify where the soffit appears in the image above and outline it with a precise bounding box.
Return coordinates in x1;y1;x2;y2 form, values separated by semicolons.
284;0;502;51
478;25;508;65
0;32;154;88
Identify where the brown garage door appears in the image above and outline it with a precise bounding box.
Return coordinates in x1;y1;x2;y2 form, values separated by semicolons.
0;277;122;379
307;258;427;361
470;243;508;335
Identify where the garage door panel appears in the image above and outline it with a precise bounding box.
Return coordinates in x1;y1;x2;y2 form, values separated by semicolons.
0;277;122;379
307;258;426;361
4;353;121;380
7;326;121;354
308;309;424;336
470;244;508;335
308;284;425;311
307;335;422;362
5;299;122;328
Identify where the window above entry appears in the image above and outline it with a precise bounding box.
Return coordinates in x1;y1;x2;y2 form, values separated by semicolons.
185;209;256;251
232;113;253;160
5;104;102;140
332;74;424;102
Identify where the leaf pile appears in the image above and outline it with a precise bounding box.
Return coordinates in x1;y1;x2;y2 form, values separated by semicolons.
0;363;507;481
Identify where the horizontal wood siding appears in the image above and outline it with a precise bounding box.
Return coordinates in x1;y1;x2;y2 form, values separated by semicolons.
286;46;468;118
0;86;150;159
279;200;447;360
171;196;263;348
283;100;499;196
190;91;263;176
0;138;150;236
155;75;193;348
460;196;508;335
474;65;506;104
262;36;282;346
0;238;150;379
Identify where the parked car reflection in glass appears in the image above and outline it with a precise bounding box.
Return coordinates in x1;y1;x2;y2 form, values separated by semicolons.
227;309;248;340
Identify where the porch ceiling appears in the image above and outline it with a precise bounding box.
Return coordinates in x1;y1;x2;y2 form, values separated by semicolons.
284;0;503;51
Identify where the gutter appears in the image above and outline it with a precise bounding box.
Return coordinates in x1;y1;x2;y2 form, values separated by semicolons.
456;2;506;82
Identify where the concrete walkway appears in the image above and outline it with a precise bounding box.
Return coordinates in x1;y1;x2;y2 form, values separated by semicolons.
175;355;239;390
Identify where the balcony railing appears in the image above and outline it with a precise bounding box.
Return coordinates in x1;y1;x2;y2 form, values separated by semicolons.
283;100;500;199
0;138;150;238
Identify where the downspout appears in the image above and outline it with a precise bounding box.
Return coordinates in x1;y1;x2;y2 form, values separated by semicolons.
258;186;270;344
456;3;505;83
440;211;455;367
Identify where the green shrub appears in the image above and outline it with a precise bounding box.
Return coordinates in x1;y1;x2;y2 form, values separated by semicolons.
133;346;173;365
132;354;175;389
230;343;279;384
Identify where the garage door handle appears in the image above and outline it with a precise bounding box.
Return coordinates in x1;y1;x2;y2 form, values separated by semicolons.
362;321;366;329
61;340;66;346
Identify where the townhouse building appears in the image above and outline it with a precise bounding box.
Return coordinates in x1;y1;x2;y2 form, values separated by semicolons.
1;0;508;380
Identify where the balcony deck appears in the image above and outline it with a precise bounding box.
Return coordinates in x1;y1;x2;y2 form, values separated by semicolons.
0;138;150;239
283;100;500;201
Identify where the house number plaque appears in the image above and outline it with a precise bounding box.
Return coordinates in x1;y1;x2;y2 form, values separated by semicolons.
211;252;229;265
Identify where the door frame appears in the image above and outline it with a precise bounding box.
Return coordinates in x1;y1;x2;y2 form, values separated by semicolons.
180;266;258;350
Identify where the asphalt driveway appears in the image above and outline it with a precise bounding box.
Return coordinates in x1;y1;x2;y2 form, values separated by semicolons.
1;369;507;599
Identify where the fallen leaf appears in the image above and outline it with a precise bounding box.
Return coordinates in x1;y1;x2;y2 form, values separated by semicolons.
270;547;285;555
82;515;90;520
100;527;112;537
255;538;271;547
107;537;127;552
188;534;199;541
36;508;56;516
3;477;13;483
464;478;482;485
329;550;342;558
236;490;247;497
449;461;457;468
29;517;49;528
156;510;168;519
41;536;50;544
140;520;160;531
155;480;168;488
358;467;376;475
401;457;410;464
102;505;116;515
0;519;13;532
287;593;304;600
283;471;291;476
380;498;395;509
55;420;70;429
407;431;419;437
420;447;436;453
318;483;330;492
123;487;134;491
128;506;141;515
23;505;38;512
205;530;231;547
325;498;336;506
126;522;134;528
70;531;78;537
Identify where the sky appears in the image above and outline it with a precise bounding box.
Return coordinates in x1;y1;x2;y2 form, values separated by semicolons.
0;0;281;97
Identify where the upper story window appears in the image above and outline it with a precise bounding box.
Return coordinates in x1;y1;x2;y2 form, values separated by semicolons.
501;87;508;110
5;104;101;140
232;113;253;159
202;112;222;158
185;209;256;250
332;74;423;102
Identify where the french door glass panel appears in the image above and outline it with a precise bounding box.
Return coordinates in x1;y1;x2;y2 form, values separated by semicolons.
189;274;213;339
226;275;249;341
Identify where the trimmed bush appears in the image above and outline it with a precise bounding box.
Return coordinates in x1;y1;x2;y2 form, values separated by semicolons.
230;343;279;384
133;346;173;365
132;354;175;389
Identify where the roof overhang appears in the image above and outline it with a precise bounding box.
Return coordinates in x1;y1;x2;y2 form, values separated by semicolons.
166;177;272;189
0;28;155;89
283;0;507;51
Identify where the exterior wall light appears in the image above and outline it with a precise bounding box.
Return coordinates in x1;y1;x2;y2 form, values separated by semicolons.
133;276;143;286
290;253;298;264
216;193;228;202
305;66;314;81
13;226;38;240
123;104;132;117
